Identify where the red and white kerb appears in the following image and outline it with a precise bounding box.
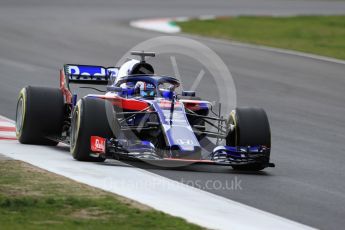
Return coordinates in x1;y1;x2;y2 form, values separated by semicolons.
0;116;16;141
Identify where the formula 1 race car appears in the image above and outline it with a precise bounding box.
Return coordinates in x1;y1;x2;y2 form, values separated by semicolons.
16;51;274;171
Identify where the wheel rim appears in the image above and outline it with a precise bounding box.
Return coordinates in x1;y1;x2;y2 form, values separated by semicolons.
226;111;237;146
70;109;79;151
16;97;24;134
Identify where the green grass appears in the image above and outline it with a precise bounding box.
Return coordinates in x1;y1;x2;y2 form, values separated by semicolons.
0;159;202;230
176;16;345;60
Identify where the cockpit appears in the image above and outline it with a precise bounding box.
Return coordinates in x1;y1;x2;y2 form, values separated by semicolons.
113;75;180;100
108;51;180;100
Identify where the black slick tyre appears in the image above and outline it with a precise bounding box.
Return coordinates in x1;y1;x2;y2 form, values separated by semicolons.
16;86;64;145
227;107;271;171
70;97;113;162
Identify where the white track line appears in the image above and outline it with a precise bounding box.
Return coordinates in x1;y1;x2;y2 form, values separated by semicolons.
130;18;181;33
0;115;314;230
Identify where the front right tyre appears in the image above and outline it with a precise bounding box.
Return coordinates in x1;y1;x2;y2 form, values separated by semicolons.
226;107;271;171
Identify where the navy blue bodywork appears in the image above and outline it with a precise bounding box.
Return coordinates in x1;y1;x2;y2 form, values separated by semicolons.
84;75;273;167
63;63;273;168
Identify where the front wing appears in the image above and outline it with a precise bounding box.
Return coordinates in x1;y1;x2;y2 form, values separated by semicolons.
90;136;275;167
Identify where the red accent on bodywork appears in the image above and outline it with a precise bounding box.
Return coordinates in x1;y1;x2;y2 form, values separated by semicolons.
90;136;106;153
93;95;149;111
60;69;72;104
184;103;200;111
113;98;149;111
180;99;207;111
159;100;181;109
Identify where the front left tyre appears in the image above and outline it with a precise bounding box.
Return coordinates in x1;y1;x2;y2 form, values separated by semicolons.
16;86;64;145
70;97;113;162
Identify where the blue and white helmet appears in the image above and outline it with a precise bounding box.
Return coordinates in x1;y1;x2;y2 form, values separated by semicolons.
115;59;140;85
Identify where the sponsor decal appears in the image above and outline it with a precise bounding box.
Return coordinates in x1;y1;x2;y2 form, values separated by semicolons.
90;136;106;153
176;138;193;145
65;65;118;81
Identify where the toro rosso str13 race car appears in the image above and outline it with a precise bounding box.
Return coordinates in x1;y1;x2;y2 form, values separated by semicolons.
16;51;274;171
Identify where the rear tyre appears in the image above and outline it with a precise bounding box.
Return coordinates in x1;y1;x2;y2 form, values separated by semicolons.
226;107;271;171
16;86;64;145
70;97;113;162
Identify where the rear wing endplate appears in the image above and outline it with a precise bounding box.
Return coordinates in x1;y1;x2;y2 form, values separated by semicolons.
64;64;118;85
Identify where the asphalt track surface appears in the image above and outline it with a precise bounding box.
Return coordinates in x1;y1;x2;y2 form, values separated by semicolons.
0;1;345;229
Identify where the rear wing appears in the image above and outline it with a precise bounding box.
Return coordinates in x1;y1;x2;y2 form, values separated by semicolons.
64;64;118;85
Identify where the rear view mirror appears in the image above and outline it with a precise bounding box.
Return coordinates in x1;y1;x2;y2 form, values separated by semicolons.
182;91;196;97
